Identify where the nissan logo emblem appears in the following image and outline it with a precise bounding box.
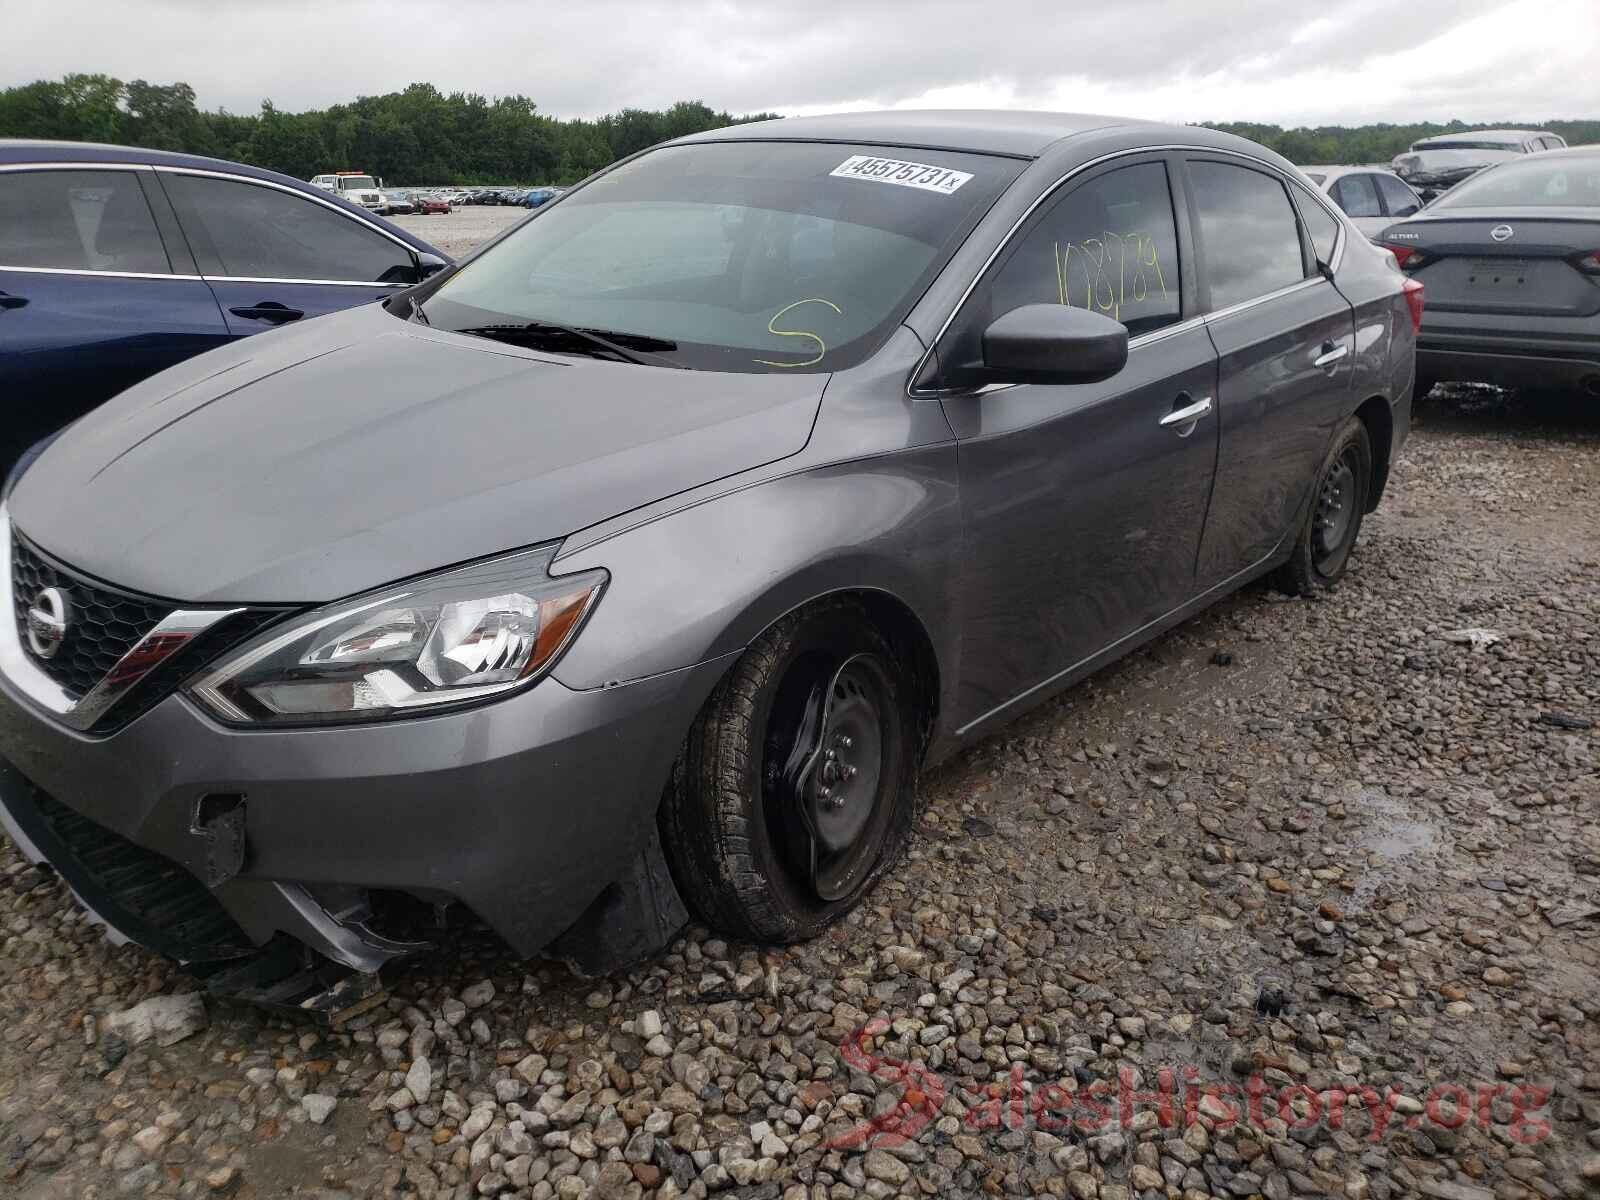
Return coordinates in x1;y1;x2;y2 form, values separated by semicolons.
1490;224;1514;242
25;586;68;660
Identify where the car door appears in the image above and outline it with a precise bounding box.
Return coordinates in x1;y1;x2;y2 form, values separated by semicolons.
1186;157;1355;587
1331;172;1387;239
934;156;1220;727
1374;174;1422;223
155;171;421;337
0;165;230;470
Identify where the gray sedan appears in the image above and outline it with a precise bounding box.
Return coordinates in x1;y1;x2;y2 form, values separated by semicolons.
0;111;1418;998
1381;146;1600;397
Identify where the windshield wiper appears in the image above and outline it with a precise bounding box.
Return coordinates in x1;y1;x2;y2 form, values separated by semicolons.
453;322;684;368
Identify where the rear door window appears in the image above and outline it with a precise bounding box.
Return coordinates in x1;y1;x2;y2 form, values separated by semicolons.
984;160;1183;337
1332;174;1382;217
0;169;170;274
1188;161;1306;311
1292;186;1341;266
161;174;416;283
1375;174;1421;217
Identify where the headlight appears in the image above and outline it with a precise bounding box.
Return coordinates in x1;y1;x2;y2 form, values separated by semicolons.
188;547;604;725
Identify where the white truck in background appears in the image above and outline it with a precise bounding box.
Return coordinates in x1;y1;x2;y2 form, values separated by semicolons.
309;172;388;213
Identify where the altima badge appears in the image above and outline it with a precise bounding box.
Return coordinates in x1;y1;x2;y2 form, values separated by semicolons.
25;586;68;660
1490;224;1514;242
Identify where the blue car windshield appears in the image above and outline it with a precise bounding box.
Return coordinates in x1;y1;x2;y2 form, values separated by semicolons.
421;140;1022;372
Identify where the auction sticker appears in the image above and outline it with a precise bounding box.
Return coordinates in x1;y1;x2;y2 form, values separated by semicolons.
829;155;973;196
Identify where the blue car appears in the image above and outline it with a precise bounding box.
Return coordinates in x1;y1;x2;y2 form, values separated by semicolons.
0;141;450;469
523;187;560;208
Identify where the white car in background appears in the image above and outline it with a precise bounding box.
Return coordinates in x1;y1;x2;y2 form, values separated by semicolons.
1301;165;1424;239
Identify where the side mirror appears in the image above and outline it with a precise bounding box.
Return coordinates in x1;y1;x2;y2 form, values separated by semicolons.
414;251;450;282
981;304;1129;385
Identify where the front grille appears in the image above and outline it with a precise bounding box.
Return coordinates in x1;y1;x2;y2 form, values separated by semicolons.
11;533;169;699
8;532;293;734
18;779;252;961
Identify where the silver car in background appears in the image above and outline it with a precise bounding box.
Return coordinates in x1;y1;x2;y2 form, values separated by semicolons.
1392;129;1566;201
1302;165;1424;239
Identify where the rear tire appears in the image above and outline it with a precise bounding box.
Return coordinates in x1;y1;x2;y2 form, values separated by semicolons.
1273;416;1372;596
660;600;918;943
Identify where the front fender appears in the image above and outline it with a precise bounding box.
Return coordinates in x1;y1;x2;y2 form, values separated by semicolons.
550;446;962;720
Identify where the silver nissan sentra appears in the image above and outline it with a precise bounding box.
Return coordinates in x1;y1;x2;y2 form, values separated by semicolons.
0;111;1417;1001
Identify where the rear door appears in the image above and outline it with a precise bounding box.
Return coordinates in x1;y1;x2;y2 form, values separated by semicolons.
1331;173;1387;239
0;165;229;469
1186;157;1356;587
1374;174;1423;224
155;171;421;337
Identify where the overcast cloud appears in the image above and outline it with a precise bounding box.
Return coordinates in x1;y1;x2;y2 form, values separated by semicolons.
8;0;1599;125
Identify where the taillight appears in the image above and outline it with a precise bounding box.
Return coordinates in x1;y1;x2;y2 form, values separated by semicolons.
1573;251;1600;275
1383;243;1428;270
1401;277;1425;335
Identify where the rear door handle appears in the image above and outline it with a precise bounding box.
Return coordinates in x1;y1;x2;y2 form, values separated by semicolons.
0;292;28;311
1159;395;1213;432
1314;341;1349;368
229;302;304;325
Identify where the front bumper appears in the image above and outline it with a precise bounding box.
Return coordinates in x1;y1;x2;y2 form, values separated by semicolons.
0;645;731;968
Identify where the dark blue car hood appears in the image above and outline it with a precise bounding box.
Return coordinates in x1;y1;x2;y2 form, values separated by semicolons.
10;304;825;603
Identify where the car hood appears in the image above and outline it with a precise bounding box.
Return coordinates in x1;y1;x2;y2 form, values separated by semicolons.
10;304;826;603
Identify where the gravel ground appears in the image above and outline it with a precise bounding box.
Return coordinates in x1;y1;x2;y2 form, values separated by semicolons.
391;206;526;259
2;325;1598;1197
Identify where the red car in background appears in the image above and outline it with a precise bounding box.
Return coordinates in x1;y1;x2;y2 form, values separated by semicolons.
416;195;451;215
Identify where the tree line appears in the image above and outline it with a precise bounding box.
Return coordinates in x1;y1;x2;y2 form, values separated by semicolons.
0;75;779;185
1;74;1595;185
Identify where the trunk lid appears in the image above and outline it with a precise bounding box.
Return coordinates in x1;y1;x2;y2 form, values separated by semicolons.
1380;211;1600;318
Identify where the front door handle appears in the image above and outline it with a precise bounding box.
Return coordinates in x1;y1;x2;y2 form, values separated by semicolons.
0;292;28;311
1314;341;1350;368
1159;395;1214;433
229;302;304;325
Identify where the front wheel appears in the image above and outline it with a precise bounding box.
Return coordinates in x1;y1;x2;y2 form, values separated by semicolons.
1273;415;1372;595
660;601;918;943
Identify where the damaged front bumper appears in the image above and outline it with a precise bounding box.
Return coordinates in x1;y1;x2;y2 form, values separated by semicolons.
0;636;730;986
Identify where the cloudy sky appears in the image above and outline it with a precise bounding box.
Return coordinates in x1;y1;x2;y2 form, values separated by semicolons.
9;0;1599;126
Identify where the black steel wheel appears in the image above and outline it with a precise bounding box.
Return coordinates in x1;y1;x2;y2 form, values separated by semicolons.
1274;415;1372;596
661;600;918;943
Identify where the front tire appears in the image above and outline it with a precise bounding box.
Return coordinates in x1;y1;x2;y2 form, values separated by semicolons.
660;601;918;943
1273;415;1372;595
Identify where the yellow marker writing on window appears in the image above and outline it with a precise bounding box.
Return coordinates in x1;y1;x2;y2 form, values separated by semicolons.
753;298;843;368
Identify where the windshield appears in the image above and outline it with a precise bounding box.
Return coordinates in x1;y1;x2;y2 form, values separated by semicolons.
338;176;377;191
421;140;1022;372
1435;156;1600;208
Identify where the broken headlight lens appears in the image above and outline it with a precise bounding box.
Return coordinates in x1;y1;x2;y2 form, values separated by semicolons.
188;547;605;724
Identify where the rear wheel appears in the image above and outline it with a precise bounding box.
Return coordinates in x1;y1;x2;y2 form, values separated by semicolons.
1273;416;1372;595
660;601;918;943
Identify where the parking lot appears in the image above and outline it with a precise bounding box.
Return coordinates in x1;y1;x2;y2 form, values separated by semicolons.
390;207;526;260
0;176;1595;1199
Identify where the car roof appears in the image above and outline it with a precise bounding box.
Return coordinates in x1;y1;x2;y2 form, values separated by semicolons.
0;138;438;254
669;109;1201;159
1411;129;1552;147
1302;164;1405;179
